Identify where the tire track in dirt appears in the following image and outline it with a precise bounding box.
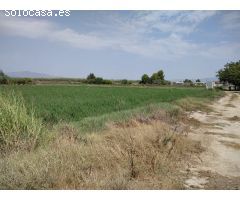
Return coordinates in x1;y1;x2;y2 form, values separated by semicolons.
185;92;240;189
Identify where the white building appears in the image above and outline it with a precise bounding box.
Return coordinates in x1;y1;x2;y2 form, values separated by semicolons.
206;81;215;89
206;81;223;89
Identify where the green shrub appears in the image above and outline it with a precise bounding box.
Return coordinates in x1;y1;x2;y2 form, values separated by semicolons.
121;79;128;85
0;70;9;85
9;78;33;85
94;77;104;84
0;91;44;154
0;77;8;84
85;77;112;85
102;79;113;85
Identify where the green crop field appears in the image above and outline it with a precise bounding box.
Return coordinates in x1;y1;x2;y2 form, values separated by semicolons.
0;85;221;124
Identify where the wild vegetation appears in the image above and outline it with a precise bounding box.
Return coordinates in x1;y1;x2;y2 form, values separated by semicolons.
217;60;240;90
0;91;45;154
0;121;202;189
0;83;223;189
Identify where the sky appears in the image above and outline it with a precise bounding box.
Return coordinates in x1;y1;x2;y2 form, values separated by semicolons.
0;10;240;80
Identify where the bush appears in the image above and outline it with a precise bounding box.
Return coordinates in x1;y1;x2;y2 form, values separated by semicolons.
0;77;8;84
94;77;104;84
87;73;96;80
102;80;112;85
0;71;33;85
85;77;112;85
9;78;33;85
121;79;128;85
0;70;9;84
0;91;44;154
141;74;151;84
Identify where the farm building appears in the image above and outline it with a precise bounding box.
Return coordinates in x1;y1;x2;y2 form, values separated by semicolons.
206;81;223;89
205;81;237;90
206;81;215;89
194;82;206;86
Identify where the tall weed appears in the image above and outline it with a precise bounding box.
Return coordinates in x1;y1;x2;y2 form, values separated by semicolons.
0;91;44;153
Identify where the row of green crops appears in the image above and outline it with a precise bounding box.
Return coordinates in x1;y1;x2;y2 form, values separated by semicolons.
0;85;222;123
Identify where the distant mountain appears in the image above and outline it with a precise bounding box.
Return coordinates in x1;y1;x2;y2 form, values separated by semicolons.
6;71;53;78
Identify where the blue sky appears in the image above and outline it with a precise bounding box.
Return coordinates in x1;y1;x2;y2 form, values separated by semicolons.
0;10;240;80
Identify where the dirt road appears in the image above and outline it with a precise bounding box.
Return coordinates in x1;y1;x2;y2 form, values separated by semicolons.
185;92;240;189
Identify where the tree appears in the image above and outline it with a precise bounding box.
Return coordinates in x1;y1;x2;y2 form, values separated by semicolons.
94;77;103;84
217;61;240;90
121;79;128;85
196;79;201;83
141;74;150;84
0;70;9;84
150;73;158;82
0;70;4;77
183;79;193;86
151;70;165;84
140;69;166;85
183;79;192;83
157;70;165;80
87;73;96;80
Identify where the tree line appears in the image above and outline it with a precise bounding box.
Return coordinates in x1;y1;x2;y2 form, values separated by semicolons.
85;73;134;85
217;60;240;90
0;70;33;85
84;73;112;84
2;60;239;88
140;70;170;85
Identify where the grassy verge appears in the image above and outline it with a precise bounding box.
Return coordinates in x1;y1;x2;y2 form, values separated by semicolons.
70;92;223;133
71;102;180;133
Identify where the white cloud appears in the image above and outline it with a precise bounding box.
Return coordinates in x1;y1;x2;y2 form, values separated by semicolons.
118;11;217;35
202;42;240;60
0;16;55;38
221;11;240;30
49;28;113;49
0;11;238;61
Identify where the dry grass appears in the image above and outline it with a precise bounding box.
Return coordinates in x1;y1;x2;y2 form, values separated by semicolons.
0;121;202;189
175;97;211;112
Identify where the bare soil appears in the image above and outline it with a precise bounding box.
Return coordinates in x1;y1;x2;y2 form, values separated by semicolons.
185;92;240;189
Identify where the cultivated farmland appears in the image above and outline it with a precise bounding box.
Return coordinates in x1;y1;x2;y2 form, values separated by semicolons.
0;85;221;123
